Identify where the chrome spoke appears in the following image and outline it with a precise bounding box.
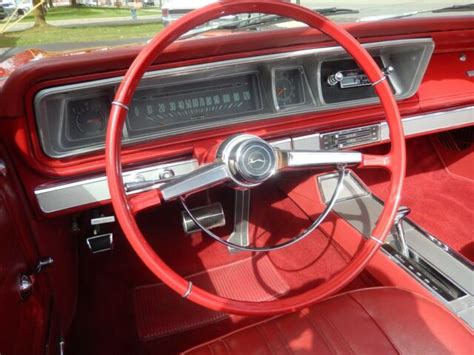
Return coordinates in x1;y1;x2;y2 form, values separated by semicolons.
278;150;362;170
160;162;230;201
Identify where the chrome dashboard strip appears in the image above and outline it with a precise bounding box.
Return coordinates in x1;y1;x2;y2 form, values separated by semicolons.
35;159;198;213
379;105;474;142
35;106;473;214
291;105;473;150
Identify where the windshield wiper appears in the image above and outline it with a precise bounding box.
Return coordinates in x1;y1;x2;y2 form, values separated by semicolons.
359;2;474;21
432;3;474;13
315;7;359;16
233;8;359;30
181;7;359;40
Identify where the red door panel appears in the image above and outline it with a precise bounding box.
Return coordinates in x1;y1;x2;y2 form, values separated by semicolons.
0;149;51;355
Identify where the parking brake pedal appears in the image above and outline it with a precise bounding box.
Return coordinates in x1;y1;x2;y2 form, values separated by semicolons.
86;233;114;254
87;214;115;253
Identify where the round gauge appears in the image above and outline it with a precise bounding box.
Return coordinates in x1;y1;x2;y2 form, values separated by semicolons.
274;69;305;109
70;100;106;136
275;77;294;104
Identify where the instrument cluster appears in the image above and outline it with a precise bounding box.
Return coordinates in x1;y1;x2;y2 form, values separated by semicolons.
34;39;433;158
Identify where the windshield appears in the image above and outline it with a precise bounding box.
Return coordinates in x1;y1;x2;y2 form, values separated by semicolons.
0;0;472;60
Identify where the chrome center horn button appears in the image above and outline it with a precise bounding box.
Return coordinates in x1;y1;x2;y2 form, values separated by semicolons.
235;140;276;183
217;134;278;186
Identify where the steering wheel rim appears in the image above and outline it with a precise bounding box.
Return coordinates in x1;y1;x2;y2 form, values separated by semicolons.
106;0;406;316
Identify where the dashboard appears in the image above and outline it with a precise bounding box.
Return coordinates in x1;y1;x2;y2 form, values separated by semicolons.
35;38;434;158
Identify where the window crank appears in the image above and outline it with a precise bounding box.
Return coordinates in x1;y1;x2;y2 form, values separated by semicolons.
19;257;54;300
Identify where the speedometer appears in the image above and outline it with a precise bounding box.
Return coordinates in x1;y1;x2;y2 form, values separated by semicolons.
126;73;262;134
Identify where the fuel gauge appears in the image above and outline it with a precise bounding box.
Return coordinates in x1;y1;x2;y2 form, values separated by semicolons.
274;68;305;109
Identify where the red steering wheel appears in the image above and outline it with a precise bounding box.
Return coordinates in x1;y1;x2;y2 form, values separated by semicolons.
106;0;406;316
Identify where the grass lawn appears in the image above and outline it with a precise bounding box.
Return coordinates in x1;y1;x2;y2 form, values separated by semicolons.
3;6;161;23
0;22;163;47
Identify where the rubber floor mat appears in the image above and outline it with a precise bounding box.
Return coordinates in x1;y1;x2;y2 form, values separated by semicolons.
134;256;289;341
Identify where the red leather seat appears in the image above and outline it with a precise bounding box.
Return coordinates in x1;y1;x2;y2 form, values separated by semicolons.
183;287;473;355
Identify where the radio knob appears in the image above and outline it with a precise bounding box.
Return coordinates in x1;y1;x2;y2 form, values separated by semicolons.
327;71;344;86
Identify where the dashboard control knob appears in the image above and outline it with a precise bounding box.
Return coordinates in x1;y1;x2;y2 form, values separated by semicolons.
327;71;344;86
160;169;175;180
383;65;395;76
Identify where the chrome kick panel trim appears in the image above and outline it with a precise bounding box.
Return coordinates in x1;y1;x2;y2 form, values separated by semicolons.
35;159;198;213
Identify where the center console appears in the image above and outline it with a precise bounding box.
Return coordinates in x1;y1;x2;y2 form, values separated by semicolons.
318;171;473;328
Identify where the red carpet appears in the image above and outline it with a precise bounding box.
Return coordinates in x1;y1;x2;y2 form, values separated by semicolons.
134;256;289;341
70;175;373;355
357;136;474;261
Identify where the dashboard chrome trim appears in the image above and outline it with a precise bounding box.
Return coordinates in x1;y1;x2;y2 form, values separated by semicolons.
35;159;198;213
34;38;434;158
379;105;474;141
290;105;474;151
34;105;473;214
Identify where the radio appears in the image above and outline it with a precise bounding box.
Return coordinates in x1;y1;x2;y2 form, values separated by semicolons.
327;66;394;89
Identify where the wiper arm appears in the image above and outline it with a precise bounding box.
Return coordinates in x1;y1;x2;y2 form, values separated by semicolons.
359;2;474;21
180;7;359;40
179;14;272;40
315;7;359;16
225;7;359;31
432;3;474;13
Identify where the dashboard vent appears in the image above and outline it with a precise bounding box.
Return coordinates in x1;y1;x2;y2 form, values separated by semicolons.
320;125;380;150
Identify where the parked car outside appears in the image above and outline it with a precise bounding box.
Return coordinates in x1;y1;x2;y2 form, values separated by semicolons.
0;0;31;17
161;0;241;26
161;0;291;26
0;4;6;20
